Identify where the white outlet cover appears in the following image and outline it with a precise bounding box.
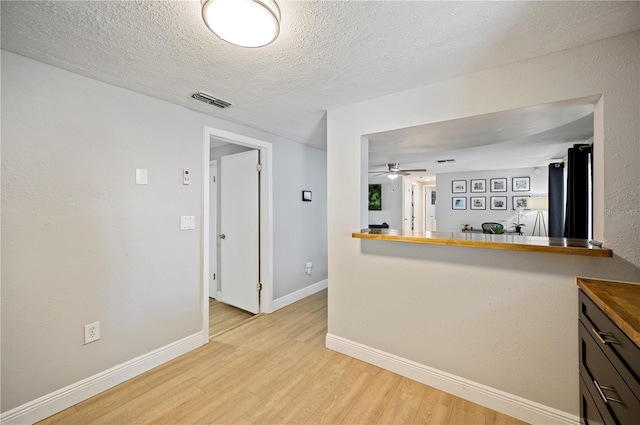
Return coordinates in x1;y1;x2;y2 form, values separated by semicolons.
180;216;195;230
84;321;100;344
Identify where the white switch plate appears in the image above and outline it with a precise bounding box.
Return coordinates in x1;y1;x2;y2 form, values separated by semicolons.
136;169;148;185
180;216;195;230
183;168;190;185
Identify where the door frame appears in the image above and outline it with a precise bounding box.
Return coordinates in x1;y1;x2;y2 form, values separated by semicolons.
201;127;274;343
209;160;219;300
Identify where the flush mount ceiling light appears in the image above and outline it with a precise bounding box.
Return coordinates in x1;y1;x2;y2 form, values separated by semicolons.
201;0;280;48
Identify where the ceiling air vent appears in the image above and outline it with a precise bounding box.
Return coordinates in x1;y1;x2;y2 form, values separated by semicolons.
191;91;233;109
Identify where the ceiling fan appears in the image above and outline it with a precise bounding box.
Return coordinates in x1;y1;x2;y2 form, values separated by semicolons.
369;163;427;180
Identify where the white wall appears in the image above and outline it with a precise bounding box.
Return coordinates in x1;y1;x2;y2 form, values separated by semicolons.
1;50;327;413
271;138;328;299
436;167;548;232
327;31;639;422
367;175;402;229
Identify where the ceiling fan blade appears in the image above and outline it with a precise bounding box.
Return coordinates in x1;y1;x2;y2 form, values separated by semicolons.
370;172;388;177
398;172;411;176
398;168;427;173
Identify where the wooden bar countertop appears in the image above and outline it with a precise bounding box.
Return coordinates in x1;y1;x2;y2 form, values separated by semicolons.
577;277;640;348
352;229;613;257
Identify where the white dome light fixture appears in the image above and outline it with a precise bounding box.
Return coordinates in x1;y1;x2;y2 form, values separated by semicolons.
387;173;399;180
202;0;281;48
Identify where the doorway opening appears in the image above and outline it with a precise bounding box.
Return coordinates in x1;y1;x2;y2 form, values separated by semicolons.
201;127;274;343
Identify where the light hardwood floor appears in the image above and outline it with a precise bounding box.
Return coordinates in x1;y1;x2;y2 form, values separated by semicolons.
38;290;528;424
209;297;256;337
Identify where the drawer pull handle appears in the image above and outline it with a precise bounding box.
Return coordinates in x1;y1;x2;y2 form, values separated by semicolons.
593;380;624;405
591;328;620;345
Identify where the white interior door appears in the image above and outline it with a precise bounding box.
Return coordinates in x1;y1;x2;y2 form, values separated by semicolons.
425;187;436;232
412;182;422;232
209;161;218;298
220;150;260;314
403;179;412;232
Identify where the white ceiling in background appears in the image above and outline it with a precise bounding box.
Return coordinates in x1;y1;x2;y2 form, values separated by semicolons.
368;96;597;175
2;1;638;151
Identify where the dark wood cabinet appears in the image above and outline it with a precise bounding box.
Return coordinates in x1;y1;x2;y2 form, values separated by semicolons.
579;289;640;425
580;375;607;425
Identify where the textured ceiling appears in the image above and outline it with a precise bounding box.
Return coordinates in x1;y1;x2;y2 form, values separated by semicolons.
2;1;639;150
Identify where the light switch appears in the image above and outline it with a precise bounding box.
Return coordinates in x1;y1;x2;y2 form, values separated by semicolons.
180;216;195;230
136;168;148;185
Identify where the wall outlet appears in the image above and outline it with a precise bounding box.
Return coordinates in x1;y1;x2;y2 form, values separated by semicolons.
180;216;195;230
84;321;100;344
305;262;313;275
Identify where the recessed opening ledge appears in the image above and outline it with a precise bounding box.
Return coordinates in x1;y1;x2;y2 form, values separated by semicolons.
353;229;613;257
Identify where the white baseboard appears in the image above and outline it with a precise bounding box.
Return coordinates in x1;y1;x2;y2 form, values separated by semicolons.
272;279;328;312
325;333;579;425
1;332;203;425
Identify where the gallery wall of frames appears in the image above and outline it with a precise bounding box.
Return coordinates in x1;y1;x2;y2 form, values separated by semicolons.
436;167;548;232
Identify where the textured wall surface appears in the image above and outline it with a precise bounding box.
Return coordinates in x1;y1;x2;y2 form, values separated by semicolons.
1;51;327;412
327;32;639;417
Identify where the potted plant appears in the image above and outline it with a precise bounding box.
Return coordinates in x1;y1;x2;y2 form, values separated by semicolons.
512;207;526;233
491;224;504;234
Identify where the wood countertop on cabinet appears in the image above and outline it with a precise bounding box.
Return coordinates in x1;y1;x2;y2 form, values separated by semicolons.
352;229;613;257
577;277;640;348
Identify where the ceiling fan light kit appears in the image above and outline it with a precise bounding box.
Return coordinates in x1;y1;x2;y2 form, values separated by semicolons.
201;0;281;48
369;163;427;179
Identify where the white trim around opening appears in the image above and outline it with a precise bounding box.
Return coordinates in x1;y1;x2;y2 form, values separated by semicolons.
201;126;274;344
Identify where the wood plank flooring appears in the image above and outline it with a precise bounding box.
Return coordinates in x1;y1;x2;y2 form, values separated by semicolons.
209;298;256;337
37;290;528;425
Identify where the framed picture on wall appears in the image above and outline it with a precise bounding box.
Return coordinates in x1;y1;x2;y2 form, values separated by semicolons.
490;196;507;210
452;197;467;210
452;180;467;193
470;196;486;210
470;179;486;193
368;184;382;210
513;195;530;210
490;178;507;192
512;176;531;192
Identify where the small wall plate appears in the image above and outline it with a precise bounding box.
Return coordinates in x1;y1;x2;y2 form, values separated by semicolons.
302;190;312;202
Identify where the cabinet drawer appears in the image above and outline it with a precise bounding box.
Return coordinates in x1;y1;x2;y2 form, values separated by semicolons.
580;374;609;425
580;322;640;424
579;290;640;395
